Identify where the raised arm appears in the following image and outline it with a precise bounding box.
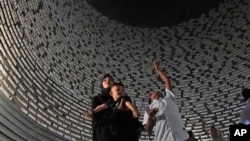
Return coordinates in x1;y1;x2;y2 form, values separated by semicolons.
153;60;172;91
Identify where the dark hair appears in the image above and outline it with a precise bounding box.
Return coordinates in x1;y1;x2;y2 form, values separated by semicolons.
111;82;124;88
242;88;250;101
187;131;193;138
102;74;114;82
100;74;114;89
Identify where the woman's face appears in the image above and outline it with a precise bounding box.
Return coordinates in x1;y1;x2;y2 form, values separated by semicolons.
102;77;114;88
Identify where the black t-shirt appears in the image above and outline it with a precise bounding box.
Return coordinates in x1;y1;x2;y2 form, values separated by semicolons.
108;95;140;141
91;91;113;141
106;95;132;109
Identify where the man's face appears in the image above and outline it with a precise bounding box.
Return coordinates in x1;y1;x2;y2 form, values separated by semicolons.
110;85;125;100
150;91;161;101
102;77;114;88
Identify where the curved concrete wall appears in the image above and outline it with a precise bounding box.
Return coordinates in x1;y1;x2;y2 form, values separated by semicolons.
0;0;250;140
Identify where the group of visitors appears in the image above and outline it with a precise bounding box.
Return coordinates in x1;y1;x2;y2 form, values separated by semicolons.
84;60;250;141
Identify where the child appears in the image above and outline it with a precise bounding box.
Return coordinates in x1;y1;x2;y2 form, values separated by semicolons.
85;82;140;119
85;82;143;141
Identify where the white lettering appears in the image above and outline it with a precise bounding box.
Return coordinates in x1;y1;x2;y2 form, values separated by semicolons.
234;129;241;136
241;129;247;135
234;129;247;136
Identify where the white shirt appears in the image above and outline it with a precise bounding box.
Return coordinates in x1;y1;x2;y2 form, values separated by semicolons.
143;89;188;141
240;99;250;125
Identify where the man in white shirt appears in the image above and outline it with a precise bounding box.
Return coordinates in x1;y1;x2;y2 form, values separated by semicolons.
240;88;250;125
143;60;189;141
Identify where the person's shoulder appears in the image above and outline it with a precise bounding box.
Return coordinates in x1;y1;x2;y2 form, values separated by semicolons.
92;95;99;99
122;95;132;101
123;95;130;99
163;89;175;101
92;94;102;101
165;88;175;95
165;88;172;93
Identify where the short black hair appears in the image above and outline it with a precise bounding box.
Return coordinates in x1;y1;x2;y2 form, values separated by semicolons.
111;82;124;88
187;130;193;138
102;74;114;82
242;88;250;101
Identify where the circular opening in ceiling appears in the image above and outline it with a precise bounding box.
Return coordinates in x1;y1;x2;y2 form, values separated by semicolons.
87;0;223;28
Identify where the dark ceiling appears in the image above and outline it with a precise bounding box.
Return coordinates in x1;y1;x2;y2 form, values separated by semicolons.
87;0;223;28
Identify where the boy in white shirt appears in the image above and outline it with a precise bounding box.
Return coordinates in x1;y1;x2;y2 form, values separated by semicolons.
143;60;189;141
